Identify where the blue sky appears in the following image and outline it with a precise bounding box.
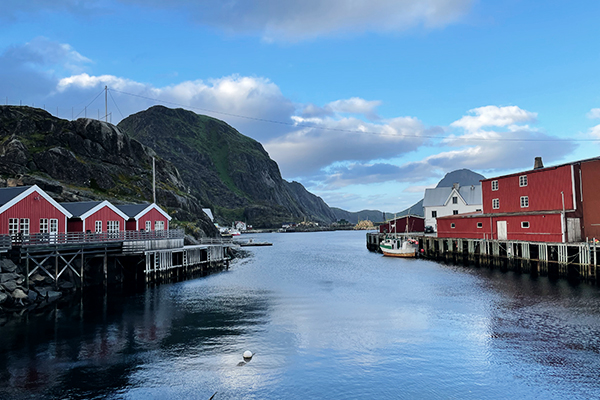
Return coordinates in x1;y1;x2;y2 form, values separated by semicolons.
2;0;600;213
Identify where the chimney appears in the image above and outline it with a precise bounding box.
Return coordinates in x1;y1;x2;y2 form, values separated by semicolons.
452;182;459;190
533;157;544;170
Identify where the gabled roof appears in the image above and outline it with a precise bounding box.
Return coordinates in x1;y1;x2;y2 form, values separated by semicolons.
423;185;482;207
0;185;72;217
60;200;129;220
115;203;172;221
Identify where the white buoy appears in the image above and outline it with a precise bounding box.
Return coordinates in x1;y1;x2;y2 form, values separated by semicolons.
243;350;253;360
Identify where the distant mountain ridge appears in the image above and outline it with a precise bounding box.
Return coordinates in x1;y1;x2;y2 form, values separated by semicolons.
436;169;485;188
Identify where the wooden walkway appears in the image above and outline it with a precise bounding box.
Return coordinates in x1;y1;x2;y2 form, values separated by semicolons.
367;232;599;284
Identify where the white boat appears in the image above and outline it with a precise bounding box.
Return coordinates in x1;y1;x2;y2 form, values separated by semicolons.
379;236;418;257
380;211;419;257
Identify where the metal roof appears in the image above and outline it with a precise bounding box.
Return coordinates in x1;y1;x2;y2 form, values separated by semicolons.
0;186;32;207
423;185;482;207
115;204;151;218
60;201;103;218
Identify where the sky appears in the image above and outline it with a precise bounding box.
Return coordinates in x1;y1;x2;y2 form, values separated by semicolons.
2;0;600;213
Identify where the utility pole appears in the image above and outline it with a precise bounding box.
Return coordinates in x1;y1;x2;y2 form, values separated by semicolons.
105;86;108;122
152;157;156;204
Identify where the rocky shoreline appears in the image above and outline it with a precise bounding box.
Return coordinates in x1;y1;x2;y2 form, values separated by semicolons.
0;258;75;314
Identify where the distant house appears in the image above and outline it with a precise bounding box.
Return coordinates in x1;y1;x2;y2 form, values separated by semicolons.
0;185;72;238
234;221;247;231
423;183;482;232
379;215;425;234
60;200;128;233
115;203;172;231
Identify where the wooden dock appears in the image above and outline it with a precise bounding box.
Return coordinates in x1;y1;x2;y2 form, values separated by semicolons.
367;232;599;284
7;230;234;290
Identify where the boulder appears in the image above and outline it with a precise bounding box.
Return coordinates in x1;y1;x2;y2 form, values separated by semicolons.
2;281;17;292
31;273;46;283
0;273;19;283
27;290;38;303
0;259;18;273
46;291;62;302
0;292;7;304
59;281;74;290
11;288;28;300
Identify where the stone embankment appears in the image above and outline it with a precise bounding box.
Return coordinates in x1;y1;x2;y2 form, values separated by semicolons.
0;259;72;313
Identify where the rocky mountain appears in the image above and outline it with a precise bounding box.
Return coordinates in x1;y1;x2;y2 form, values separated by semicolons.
0;105;218;238
118;106;337;228
436;169;485;188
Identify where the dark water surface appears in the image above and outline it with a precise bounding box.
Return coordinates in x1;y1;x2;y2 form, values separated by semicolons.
1;230;600;399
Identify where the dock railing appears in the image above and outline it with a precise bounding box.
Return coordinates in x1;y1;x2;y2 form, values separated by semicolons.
12;229;186;248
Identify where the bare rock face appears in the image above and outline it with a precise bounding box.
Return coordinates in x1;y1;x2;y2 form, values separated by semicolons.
0;105;218;238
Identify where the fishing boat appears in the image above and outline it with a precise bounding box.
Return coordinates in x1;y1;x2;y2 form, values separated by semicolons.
380;212;419;257
379;236;418;257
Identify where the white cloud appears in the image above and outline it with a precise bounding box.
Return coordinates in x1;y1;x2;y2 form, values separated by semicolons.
589;124;600;138
450;105;537;133
118;0;474;41
587;108;600;119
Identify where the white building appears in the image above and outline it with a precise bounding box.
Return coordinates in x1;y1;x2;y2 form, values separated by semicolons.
423;183;482;232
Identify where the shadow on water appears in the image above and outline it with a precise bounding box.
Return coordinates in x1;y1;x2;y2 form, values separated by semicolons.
0;276;271;400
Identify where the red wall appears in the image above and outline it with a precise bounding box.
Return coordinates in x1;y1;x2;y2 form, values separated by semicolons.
580;160;600;239
0;191;67;235
135;208;169;231
380;216;424;234
482;165;574;214
437;213;563;242
68;220;83;233
77;206;125;232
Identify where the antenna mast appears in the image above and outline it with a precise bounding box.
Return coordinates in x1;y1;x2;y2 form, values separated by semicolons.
105;86;108;122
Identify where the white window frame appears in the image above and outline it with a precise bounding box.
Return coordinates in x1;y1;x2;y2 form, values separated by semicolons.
453;210;459;215
9;218;18;236
95;220;102;233
452;196;458;204
155;221;165;231
477;222;483;228
20;218;30;235
145;220;152;232
492;198;499;209
521;221;530;228
491;180;498;191
431;210;437;218
451;223;455;229
520;196;529;208
39;218;48;234
519;175;528;187
50;219;58;233
107;220;119;233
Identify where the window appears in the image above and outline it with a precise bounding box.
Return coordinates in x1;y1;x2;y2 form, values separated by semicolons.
39;218;48;233
477;222;483;228
145;220;152;231
521;221;530;228
452;196;458;204
431;211;437;218
20;218;29;235
519;175;528;187
520;196;529;208
453;210;459;215
451;223;455;229
50;219;58;233
155;221;165;231
492;198;499;209
8;218;18;236
491;180;498;191
95;220;102;233
107;220;119;233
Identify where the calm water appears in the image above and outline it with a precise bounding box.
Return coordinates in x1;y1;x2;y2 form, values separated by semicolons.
1;230;600;399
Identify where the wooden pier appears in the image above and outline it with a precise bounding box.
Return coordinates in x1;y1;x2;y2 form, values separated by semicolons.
367;232;599;284
6;230;234;290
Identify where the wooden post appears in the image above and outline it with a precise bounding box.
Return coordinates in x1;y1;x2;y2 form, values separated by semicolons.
80;250;84;290
55;251;59;290
25;252;29;289
103;251;108;287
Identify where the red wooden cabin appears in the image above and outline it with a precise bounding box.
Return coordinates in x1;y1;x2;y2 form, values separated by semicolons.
379;215;425;234
115;203;171;231
60;200;128;233
0;185;72;238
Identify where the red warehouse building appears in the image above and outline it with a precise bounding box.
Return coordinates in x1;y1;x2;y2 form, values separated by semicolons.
379;215;425;234
0;185;72;239
115;203;171;231
437;157;600;243
60;201;128;233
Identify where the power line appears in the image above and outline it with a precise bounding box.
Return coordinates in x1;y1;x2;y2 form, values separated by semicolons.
109;88;599;143
74;89;105;119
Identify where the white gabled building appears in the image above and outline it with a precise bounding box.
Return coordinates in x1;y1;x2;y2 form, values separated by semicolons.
423;183;482;232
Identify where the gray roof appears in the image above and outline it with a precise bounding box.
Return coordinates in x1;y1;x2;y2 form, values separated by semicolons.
0;186;32;207
423;185;482;207
115;204;151;218
60;201;103;218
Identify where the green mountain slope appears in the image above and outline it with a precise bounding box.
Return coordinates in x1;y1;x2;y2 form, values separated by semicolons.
118;106;337;228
